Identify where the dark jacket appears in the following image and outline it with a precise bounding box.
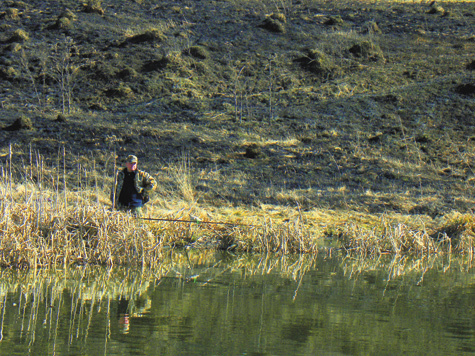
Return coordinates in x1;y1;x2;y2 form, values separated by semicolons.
111;168;157;208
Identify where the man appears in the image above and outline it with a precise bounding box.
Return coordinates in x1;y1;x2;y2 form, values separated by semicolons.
111;155;157;216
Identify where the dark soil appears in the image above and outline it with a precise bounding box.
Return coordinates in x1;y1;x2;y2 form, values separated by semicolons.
0;0;474;218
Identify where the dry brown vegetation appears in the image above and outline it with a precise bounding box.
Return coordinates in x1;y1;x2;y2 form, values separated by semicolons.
0;0;474;266
1;149;474;268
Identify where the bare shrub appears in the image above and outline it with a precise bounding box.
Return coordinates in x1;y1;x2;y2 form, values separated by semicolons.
17;36;87;113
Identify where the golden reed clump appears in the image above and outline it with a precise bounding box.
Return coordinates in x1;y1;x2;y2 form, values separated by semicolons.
0;180;315;268
335;213;475;258
0;197;163;268
2;181;474;269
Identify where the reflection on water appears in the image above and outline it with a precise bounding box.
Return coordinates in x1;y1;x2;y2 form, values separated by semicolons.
0;252;474;356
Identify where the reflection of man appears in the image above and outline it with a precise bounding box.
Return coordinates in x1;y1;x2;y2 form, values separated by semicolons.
111;155;156;216
117;297;130;334
118;315;130;334
116;295;152;335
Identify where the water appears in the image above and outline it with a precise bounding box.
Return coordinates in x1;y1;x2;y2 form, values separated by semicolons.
0;252;473;356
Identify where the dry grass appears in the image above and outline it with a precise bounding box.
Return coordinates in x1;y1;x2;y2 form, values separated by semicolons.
0;195;162;268
1;145;475;269
0;151;316;268
335;212;475;258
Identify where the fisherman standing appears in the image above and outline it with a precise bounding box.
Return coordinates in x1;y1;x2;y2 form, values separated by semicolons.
111;155;157;216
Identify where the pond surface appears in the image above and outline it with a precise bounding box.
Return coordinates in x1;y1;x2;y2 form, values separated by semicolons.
0;252;474;356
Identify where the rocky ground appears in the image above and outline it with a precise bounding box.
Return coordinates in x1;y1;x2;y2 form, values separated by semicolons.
0;0;474;222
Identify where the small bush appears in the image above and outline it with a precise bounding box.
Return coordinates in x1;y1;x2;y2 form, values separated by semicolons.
427;4;444;15
3;115;33;131
324;15;345;27
85;61;118;80
0;66;18;80
59;9;76;21
7;42;22;52
144;77;169;96
53;9;76;29
270;12;286;23
361;21;382;35
194;61;208;74
116;66;138;79
4;8;20;19
104;84;134;98
243;144;264;159
54;17;72;30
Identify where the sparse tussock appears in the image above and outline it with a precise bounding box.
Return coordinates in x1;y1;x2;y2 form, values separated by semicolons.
349;40;385;62
104;83;135;99
126;28;167;44
4;8;20;19
187;45;209;59
259;13;287;33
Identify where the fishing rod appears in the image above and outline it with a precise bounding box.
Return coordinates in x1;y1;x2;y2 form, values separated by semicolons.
139;217;255;227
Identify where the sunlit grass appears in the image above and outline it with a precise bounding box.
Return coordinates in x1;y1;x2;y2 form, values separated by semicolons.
1;145;475;269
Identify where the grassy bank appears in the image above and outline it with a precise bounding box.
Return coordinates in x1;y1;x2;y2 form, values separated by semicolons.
0;0;474;267
1;152;474;269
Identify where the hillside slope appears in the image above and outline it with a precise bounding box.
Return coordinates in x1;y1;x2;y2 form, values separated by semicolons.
0;0;474;220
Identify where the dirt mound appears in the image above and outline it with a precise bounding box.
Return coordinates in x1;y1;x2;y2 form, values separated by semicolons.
3;115;33;131
349;41;385;62
455;83;475;96
258;13;286;33
295;48;339;77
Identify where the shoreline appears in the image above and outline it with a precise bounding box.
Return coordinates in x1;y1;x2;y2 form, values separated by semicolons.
1;177;474;269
